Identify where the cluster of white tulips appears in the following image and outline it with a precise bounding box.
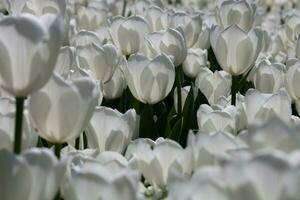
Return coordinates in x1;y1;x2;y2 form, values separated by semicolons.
1;0;300;199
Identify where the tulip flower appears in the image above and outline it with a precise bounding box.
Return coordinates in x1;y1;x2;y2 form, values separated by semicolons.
144;6;172;32
182;48;208;78
29;73;99;147
285;59;300;101
144;28;187;67
285;14;300;42
0;14;64;153
124;53;175;104
296;37;300;59
215;0;256;32
71;30;102;47
170;11;202;48
85;106;139;153
195;68;231;105
252;59;285;93
76;6;108;31
244;88;292;125
76;43;119;83
173;86;191;113
125;138;192;187
197;104;238;134
109;15;150;56
210;25;263;105
54;46;76;79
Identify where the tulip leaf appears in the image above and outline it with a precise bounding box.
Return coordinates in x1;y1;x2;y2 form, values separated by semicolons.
208;47;221;72
168;117;183;142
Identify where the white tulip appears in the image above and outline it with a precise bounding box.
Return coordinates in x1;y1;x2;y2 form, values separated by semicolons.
173;86;191;113
144;6;172;32
210;25;262;75
125;138;192;187
196;68;231;105
244;88;292;125
29;73;99;143
296;37;300;59
109;15;150;56
192;24;211;49
103;62;127;99
71;30;102;47
76;6;108;31
183;48;208;78
54;46;76;79
76;43;119;83
170;11;202;48
85;106;139;153
252;59;285;93
0;14;64;96
0;150;32;200
285;59;300;101
197;104;238;134
124;53;175;104
0;97;38;152
285;14;300;42
144;28;187;66
215;0;256;32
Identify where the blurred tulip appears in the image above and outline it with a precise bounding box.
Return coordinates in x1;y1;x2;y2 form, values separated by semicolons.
0;14;64;96
0;97;38;152
182;48;208;78
76;43;119;83
285;59;300;101
124;54;175;104
244;88;292;125
285;14;300;42
196;68;231;105
29;73;99;143
71;30;102;47
125;138;192;187
210;25;263;76
109;15;150;56
85;106;139;153
215;0;256;32
144;28;187;66
170;11;202;48
197;104;238;134
54;46;76;79
252;59;285;93
76;6;108;31
0;150;32;200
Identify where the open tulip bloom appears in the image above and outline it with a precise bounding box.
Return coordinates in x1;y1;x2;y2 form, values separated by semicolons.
2;0;300;199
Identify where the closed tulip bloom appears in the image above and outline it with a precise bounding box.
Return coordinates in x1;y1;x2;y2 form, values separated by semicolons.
285;59;300;101
109;15;150;56
253;59;285;93
85;106;139;153
197;104;237;134
245;88;292;125
29;73;99;143
70;30;102;47
145;28;187;66
54;46;76;79
182;48;208;78
192;25;210;50
215;0;256;32
0;14;64;96
76;43;119;83
195;68;231;105
124;54;175;104
285;14;300;42
170;12;202;48
210;25;263;75
76;6;108;31
144;6;172;32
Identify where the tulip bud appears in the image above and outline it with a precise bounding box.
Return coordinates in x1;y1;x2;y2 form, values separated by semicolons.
76;43;119;83
210;25;263;75
0;14;64;96
192;25;210;49
285;59;300;101
85;106;139;153
244;88;292;125
215;0;256;32
195;68;231;105
170;11;202;48
252;59;285;93
182;48;208;78
109;16;150;56
29;73;99;143
197;104;237;134
124;54;175;104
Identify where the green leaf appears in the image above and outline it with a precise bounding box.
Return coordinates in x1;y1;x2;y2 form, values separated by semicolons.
139;105;158;139
168;117;183;141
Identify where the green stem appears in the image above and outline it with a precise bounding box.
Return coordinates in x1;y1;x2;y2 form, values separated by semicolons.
231;76;238;106
54;143;62;159
14;97;25;154
176;66;182;117
75;137;80;149
121;0;127;17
